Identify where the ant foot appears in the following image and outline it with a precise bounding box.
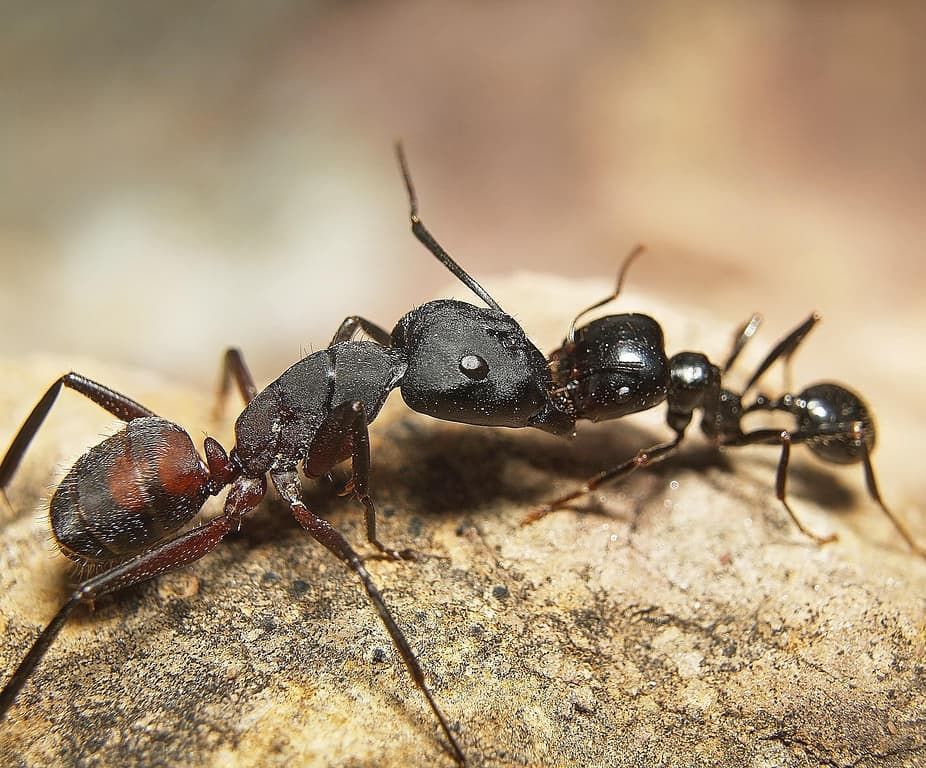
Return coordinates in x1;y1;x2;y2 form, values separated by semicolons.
0;487;13;515
523;484;594;526
395;547;419;562
521;504;555;526
365;545;421;563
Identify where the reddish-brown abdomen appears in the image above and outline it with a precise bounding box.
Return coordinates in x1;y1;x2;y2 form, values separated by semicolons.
50;417;210;565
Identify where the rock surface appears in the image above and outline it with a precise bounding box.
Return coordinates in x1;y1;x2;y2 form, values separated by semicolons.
0;279;924;768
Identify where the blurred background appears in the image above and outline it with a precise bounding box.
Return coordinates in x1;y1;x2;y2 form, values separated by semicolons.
1;0;924;397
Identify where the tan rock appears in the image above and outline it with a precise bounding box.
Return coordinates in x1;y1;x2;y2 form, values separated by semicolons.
0;278;923;768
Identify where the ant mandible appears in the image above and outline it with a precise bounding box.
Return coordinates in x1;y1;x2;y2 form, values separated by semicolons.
0;145;572;766
524;247;924;558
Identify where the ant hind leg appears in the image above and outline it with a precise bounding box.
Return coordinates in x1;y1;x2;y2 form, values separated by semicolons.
0;373;157;506
723;428;836;545
860;441;925;558
0;474;266;721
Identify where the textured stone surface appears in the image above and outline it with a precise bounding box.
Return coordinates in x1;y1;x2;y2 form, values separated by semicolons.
0;279;924;768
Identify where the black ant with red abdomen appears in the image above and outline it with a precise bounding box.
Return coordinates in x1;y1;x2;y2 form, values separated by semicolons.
523;247;924;558
0;146;572;766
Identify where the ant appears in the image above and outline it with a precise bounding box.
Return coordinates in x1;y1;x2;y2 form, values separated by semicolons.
0;145;572;766
523;246;924;558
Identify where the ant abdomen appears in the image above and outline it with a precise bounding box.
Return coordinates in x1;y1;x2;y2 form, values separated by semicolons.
50;417;211;565
794;382;876;465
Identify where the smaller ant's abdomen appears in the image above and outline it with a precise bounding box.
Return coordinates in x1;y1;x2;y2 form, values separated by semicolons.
554;314;669;422
796;383;875;465
50;417;210;565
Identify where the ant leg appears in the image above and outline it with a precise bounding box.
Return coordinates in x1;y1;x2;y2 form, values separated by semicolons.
722;314;762;373
330;317;392;346
307;401;415;561
270;469;466;767
0;474;266;721
859;440;925;557
524;432;684;525
742;313;820;395
722;428;836;545
0;373;156;500
212;348;258;420
773;432;837;545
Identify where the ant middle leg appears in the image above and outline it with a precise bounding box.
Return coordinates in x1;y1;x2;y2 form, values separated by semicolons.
0;372;157;502
269;469;465;766
524;432;684;525
305;401;416;561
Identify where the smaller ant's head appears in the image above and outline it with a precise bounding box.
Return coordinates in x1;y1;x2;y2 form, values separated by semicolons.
393;300;574;436
552;314;670;423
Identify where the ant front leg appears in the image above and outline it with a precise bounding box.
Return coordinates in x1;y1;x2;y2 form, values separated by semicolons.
269;469;466;767
306;401;415;561
741;313;820;395
722;314;762;373
330;317;392;346
722;427;837;545
0;474;267;720
212;348;258;420
524;432;684;525
0;372;156;503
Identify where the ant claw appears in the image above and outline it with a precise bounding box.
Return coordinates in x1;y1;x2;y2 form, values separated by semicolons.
521;505;554;526
336;479;356;498
364;545;421;563
0;487;13;516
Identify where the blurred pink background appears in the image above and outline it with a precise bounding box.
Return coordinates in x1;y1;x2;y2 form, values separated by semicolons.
1;1;923;399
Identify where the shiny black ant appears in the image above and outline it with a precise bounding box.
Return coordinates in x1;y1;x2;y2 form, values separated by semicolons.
524;247;924;557
0;146;572;766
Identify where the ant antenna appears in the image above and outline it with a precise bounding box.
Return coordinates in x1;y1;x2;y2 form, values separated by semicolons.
395;142;504;313
567;244;646;343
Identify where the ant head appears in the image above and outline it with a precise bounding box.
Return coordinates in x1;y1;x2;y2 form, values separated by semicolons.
554;314;670;422
392;300;574;436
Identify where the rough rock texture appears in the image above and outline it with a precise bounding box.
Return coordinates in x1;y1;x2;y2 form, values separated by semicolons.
0;279;924;768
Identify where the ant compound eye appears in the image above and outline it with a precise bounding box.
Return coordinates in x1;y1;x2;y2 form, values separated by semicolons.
459;354;489;380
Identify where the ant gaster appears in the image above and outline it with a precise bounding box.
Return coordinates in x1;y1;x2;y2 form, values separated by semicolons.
0;145;572;766
525;247;924;557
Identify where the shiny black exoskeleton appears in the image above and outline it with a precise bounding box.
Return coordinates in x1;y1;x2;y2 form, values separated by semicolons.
0;146;570;767
529;250;923;558
548;313;668;423
745;383;876;466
